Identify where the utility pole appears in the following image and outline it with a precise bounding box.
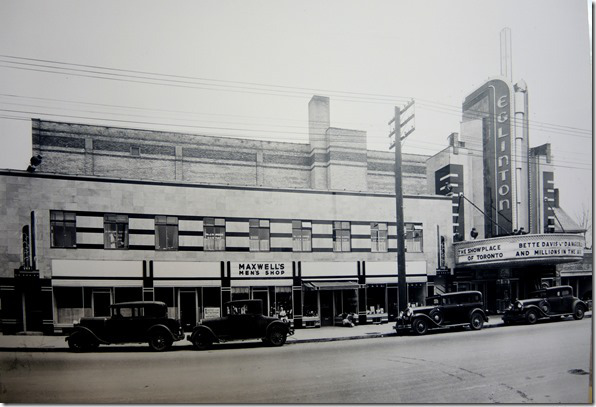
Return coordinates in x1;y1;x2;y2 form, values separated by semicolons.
388;100;415;314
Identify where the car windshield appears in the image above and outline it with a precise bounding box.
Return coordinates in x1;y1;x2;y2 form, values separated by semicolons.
426;297;441;306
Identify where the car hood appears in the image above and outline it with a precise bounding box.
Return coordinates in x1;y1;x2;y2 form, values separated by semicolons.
410;306;435;314
518;298;543;306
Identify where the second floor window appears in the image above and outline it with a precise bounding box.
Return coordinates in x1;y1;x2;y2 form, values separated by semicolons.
405;223;423;252
104;214;129;249
371;222;388;252
249;219;270;252
292;220;312;252
50;211;76;248
333;221;351;252
204;217;225;251
155;216;178;250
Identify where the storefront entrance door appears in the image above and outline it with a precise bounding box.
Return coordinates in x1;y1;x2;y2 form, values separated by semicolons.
180;291;197;331
320;291;334;326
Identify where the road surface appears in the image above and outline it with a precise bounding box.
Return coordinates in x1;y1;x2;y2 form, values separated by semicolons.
0;317;591;403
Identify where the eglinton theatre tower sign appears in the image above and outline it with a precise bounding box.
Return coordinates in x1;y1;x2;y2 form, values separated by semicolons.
454;234;585;268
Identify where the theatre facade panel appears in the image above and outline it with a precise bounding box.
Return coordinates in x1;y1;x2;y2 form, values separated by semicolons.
0;171;453;333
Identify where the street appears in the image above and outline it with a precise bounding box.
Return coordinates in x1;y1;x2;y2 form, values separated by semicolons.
0;318;592;403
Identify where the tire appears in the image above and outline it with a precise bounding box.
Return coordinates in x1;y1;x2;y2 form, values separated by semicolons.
148;331;173;352
429;309;443;325
412;318;428;335
538;301;551;314
191;330;213;350
266;326;287;347
573;305;586;320
525;309;539;325
67;332;97;352
469;312;484;330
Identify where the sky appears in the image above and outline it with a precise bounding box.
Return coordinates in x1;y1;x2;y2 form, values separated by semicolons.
0;0;592;222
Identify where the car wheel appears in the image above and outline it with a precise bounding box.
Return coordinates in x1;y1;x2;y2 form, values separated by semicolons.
538;301;551;314
192;331;213;350
412;318;428;335
525;309;538;325
573;305;586;320
469;312;484;330
67;332;96;352
429;309;443;325
267;326;287;347
148;331;172;352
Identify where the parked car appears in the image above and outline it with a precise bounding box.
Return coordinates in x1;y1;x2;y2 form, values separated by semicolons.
502;285;587;325
188;299;294;350
66;301;185;352
394;291;489;335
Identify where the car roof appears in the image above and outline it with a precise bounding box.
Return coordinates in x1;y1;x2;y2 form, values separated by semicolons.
110;301;167;308
441;291;482;297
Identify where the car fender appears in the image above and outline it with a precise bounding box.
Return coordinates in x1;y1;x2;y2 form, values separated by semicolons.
265;320;291;337
67;326;108;344
572;299;587;312
190;325;219;343
146;324;177;341
411;313;442;328
468;308;489;322
523;304;548;317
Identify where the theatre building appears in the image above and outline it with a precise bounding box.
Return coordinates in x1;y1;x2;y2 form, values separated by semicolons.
426;77;587;312
0;96;454;334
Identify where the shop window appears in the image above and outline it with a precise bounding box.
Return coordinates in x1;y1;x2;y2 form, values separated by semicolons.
204;217;225;251
202;287;221;319
252;288;269;316
155;287;176;318
333;221;351;252
54;286;84;324
249;219;270;252
155;216;179;251
405;223;423;252
292;221;312;252
232;287;250;301
303;290;318;318
50;211;76;248
273;286;293;320
114;287;142;303
342;289;358;315
104;214;129;249
371;222;388;252
366;286;387;315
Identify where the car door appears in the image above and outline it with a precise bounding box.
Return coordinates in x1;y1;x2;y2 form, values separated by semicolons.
547;289;563;314
441;295;462;324
559;287;575;313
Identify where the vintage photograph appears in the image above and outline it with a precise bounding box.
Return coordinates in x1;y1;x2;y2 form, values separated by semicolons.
0;0;592;403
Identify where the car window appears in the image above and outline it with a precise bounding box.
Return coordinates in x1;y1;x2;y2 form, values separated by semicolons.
561;289;571;296
426;297;441;306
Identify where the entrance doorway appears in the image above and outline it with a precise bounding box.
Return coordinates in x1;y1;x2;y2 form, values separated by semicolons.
320;291;334;326
179;290;198;331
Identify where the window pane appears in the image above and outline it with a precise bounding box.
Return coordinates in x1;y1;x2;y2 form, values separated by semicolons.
303;229;312;251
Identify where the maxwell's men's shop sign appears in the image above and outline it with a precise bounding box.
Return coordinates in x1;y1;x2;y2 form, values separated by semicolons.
231;262;292;278
454;234;585;267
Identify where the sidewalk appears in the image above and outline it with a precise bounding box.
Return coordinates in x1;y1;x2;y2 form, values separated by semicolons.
0;313;523;351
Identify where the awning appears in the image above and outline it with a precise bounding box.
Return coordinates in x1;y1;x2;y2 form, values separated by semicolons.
303;281;360;290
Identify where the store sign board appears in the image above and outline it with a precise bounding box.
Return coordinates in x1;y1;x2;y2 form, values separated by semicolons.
231;262;292;278
454;234;584;266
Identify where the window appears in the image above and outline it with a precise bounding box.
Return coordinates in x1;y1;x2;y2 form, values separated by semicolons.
131;146;141;156
404;223;423;252
204;218;225;251
249;219;270;252
104;214;129;249
155;216;178;250
371;222;388;252
292;221;312;252
333;221;351;252
50;211;77;248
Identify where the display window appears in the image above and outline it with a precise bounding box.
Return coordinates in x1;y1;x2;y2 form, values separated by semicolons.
54;287;84;325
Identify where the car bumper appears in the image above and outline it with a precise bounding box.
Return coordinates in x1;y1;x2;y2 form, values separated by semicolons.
393;318;412;333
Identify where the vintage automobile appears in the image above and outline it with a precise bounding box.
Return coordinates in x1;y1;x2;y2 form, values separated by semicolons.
66;301;185;352
502;285;587;325
188;299;294;350
394;291;489;335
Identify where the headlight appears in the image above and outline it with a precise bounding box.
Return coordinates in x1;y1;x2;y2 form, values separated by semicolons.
405;308;413;317
398;311;404;318
515;301;523;309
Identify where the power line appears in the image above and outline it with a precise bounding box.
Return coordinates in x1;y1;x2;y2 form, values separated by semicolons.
0;55;591;138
